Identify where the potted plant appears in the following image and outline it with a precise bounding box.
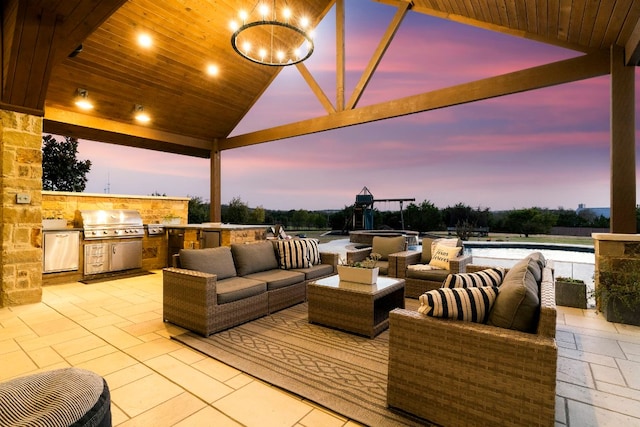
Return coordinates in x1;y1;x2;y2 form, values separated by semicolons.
555;276;587;309
593;265;640;326
337;253;381;284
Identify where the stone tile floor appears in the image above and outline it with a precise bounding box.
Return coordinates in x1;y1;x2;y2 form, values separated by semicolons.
0;270;639;426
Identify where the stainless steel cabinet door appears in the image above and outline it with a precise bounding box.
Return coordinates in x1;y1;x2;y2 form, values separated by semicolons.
44;231;80;273
110;240;143;272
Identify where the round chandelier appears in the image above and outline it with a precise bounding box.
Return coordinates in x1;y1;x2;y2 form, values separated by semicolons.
230;1;314;66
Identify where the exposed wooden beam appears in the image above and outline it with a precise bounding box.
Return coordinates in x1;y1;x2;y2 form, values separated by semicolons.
44;107;213;158
346;1;411;110
610;45;637;233
336;0;345;111
295;62;336;114
210;140;221;222
220;50;610;150
625;17;640;65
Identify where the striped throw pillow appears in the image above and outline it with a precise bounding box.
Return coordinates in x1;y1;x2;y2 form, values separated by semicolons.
276;240;310;269
418;286;499;323
299;238;321;265
442;268;505;288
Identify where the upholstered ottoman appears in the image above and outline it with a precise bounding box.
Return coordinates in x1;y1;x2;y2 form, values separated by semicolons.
0;367;111;426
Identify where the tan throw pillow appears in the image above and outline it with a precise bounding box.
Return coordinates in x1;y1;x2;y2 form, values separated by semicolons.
420;237;459;263
487;258;540;333
371;236;405;261
428;245;461;270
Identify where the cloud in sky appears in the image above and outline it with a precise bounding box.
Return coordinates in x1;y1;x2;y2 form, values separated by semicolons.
77;3;639;213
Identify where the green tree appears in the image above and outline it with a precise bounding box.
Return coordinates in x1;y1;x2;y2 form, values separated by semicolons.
504;208;557;237
224;196;249;224
188;196;210;224
42;134;92;191
292;210;310;228
250;205;266;224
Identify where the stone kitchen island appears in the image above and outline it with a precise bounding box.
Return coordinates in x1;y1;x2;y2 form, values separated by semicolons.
165;223;269;265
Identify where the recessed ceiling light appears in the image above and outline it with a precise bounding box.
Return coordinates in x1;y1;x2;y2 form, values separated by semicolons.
134;104;151;123
74;88;93;110
206;64;219;76
138;33;152;48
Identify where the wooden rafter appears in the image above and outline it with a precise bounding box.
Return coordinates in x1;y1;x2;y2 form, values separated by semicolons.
336;0;345;111
44;107;213;158
220;50;610;150
625;18;640;65
295;62;336;114
346;1;412;110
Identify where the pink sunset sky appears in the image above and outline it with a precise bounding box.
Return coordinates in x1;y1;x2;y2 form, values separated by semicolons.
74;2;640;212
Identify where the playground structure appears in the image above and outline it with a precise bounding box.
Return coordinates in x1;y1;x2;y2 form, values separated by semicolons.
349;187;415;231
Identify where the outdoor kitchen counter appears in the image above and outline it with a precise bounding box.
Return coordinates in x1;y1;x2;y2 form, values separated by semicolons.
163;224;266;230
164;224;267;251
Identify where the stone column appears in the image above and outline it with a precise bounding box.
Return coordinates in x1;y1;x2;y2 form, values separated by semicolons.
0;109;43;307
592;233;640;311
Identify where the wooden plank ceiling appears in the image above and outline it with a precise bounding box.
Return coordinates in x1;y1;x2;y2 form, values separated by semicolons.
1;0;639;158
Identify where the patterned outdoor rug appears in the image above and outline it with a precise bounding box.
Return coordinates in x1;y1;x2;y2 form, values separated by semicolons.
172;302;430;427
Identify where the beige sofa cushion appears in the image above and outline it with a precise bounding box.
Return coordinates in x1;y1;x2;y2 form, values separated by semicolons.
487;257;540;333
216;277;267;304
372;236;405;261
179;247;237;280
406;267;450;281
231;241;279;276
243;269;305;291
292;263;334;280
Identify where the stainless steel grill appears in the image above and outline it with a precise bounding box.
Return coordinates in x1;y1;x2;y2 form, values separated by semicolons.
78;209;144;240
77;209;144;276
145;224;165;236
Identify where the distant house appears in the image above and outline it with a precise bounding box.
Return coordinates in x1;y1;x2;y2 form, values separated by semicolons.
576;203;610;219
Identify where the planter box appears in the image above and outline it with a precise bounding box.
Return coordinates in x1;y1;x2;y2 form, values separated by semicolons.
337;266;379;284
555;280;587;309
601;295;640;326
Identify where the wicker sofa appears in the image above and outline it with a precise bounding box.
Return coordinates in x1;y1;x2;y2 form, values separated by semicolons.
163;240;338;336
389;236;472;298
387;254;558;426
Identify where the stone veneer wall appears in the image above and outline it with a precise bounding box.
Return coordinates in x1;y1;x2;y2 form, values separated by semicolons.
0;110;43;307
42;192;189;226
592;233;640;309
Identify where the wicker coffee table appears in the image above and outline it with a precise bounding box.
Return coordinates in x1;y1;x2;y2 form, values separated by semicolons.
307;275;405;338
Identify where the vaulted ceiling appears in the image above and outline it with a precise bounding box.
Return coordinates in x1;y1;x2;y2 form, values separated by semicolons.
2;0;640;158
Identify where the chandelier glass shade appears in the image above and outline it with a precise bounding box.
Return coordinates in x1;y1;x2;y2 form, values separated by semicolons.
230;1;314;66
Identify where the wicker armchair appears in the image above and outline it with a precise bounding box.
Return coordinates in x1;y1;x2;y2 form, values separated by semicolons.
346;235;407;276
387;264;557;426
389;249;472;298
